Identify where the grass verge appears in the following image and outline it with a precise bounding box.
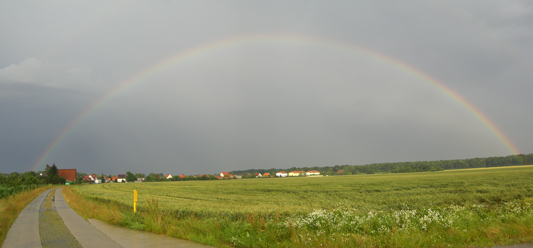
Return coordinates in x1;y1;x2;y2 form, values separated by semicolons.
63;187;234;247
0;186;54;246
62;187;127;225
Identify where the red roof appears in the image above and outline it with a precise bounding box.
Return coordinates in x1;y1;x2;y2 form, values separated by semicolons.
221;172;230;176
178;175;186;178
58;169;76;181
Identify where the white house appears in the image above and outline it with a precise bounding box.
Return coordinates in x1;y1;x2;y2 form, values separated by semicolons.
117;174;127;183
306;170;321;176
276;171;288;177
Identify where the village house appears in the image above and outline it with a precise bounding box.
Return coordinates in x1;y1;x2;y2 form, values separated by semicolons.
165;174;173;180
220;172;230;177
82;175;93;182
276;171;288;177
306;170;321;176
255;173;262;178
289;171;306;177
117;174;127;183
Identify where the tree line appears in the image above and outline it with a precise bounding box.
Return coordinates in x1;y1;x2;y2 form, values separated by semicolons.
0;164;64;199
3;154;532;190
230;153;533;177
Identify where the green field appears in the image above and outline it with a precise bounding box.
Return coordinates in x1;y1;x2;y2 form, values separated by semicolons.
70;166;533;247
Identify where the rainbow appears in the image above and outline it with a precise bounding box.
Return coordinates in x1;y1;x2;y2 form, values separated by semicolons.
30;33;520;171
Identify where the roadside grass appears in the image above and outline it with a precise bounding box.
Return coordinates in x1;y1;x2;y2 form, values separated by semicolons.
65;166;533;247
62;187;232;247
0;186;54;246
62;186;128;226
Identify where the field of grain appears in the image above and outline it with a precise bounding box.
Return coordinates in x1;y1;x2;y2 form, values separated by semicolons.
74;166;533;214
69;165;533;247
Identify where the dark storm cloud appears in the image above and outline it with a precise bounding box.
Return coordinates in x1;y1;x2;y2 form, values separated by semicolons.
1;0;531;175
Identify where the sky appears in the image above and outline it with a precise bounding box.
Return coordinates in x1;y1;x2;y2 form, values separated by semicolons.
1;1;532;175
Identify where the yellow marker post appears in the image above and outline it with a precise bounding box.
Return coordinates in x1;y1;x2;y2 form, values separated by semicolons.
133;190;138;213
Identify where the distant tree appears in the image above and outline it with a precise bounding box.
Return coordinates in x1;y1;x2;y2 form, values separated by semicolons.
45;164;58;178
146;173;160;182
8;172;21;185
44;164;65;184
22;171;40;185
341;170;352;175
126;171;137;182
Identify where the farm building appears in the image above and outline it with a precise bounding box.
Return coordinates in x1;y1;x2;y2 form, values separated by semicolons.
58;169;77;182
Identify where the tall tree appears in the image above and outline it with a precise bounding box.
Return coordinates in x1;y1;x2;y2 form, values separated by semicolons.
45;164;57;177
45;163;65;184
126;171;137;182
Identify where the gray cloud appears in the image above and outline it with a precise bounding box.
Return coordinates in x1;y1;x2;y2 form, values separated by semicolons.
1;0;531;175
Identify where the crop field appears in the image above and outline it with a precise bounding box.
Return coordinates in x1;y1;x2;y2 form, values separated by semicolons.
69;166;533;247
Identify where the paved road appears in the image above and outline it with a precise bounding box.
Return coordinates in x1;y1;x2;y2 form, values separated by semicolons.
3;188;211;248
3;189;52;247
40;188;82;247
